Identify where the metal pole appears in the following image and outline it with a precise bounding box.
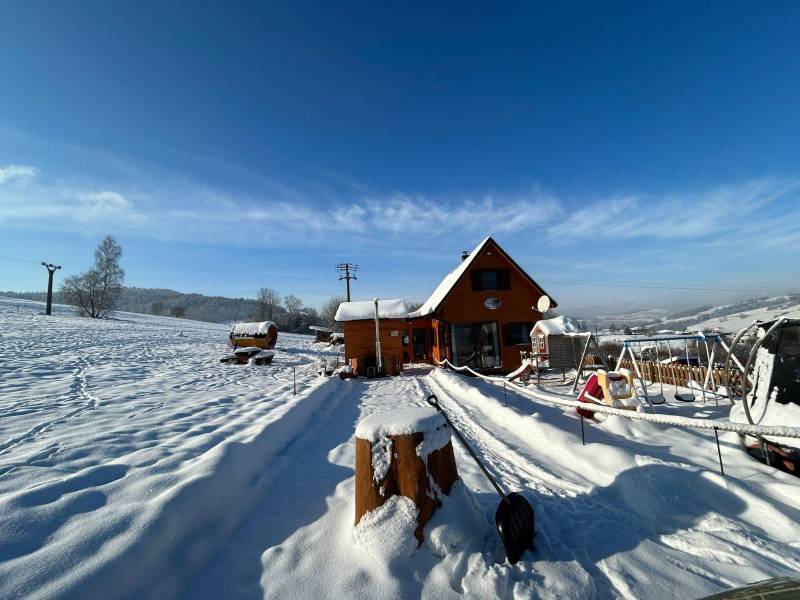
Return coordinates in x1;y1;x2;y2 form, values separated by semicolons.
685;341;695;397
571;334;593;394
654;343;664;396
373;298;383;374
580;414;585;445
41;262;61;316
293;366;296;395
713;427;724;476
503;380;507;406
696;339;708;404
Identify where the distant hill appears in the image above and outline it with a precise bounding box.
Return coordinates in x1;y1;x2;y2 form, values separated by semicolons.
0;287;318;332
584;294;800;333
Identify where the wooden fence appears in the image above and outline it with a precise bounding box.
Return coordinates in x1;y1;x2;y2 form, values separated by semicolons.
617;359;742;395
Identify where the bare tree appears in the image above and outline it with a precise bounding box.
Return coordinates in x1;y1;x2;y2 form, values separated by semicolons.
150;300;165;315
60;236;124;318
256;287;281;321
171;305;186;318
61;269;103;318
284;294;303;315
320;296;345;330
284;294;303;329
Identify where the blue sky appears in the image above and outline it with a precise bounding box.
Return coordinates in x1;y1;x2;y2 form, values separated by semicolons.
1;1;799;313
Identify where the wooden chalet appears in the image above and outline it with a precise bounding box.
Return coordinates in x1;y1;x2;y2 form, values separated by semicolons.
336;237;556;375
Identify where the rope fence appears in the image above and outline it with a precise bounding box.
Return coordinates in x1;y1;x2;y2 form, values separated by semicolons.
432;358;800;440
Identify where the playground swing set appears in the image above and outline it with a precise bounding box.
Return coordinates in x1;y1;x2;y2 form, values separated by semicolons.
573;332;747;414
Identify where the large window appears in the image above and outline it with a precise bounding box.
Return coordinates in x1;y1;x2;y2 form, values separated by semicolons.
451;322;501;368
471;269;511;291
503;322;534;346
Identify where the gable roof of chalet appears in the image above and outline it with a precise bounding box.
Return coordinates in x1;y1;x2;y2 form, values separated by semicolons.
408;236;557;318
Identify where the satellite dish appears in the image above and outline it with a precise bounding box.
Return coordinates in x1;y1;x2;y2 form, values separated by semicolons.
536;295;551;312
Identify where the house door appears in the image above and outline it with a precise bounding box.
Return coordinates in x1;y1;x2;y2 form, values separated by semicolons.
412;329;428;361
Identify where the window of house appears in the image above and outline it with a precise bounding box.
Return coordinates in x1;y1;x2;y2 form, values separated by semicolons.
471;269;511;291
450;322;500;368
503;322;534;346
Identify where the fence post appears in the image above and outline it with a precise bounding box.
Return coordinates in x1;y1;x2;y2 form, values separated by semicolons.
713;427;724;476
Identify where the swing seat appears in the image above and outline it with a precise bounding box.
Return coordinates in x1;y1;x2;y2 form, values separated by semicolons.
597;369;638;411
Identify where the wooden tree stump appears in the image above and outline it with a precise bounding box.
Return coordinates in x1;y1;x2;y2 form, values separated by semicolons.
355;407;459;544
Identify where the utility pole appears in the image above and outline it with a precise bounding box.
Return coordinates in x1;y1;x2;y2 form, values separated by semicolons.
41;262;62;316
336;263;358;302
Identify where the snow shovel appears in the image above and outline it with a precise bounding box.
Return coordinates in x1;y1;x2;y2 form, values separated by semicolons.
426;394;534;565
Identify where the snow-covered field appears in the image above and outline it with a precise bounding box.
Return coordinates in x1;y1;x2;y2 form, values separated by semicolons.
692;301;800;333
2;297;799;599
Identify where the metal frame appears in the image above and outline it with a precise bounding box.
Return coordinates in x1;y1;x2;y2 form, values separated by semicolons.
569;333;610;393
615;333;728;408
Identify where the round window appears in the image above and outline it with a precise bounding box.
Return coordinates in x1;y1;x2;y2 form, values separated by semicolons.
484;297;501;310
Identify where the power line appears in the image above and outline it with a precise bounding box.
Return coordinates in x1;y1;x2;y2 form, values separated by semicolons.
0;256;41;265
336;263;358;302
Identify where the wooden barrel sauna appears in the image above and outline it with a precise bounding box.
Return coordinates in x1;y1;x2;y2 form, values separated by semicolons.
229;321;278;349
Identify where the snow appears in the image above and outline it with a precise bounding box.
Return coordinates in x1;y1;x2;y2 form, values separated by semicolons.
532;315;582;336
353;495;419;561
230;321;276;336
234;345;263;353
356;406;445;443
691;301;800;333
334;298;408;322
409;237;491;318
309;325;332;333
356;407;451;473
505;357;535;380
2;296;800;599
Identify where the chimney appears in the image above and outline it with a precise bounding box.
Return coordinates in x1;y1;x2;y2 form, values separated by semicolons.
460;250;470;261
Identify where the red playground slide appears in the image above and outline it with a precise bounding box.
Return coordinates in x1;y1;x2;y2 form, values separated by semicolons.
577;373;603;419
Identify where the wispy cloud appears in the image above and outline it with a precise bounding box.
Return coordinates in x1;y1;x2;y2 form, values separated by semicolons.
0;167;139;228
548;178;800;242
1;162;798;259
0;164;39;185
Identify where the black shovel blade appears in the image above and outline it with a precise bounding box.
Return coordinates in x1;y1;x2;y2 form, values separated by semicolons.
674;394;696;402
495;492;535;565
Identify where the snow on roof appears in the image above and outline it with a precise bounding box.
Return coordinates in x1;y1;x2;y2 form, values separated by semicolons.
230;321;277;336
309;325;333;333
531;315;582;337
408;237;491;318
408;236;556;318
334;298;408;322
